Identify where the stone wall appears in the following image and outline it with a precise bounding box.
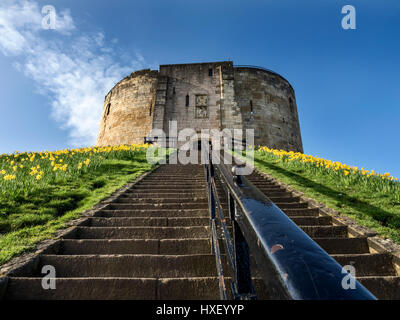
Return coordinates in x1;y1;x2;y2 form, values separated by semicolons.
96;69;158;146
159;62;229;137
218;63;243;132
234;67;303;152
96;62;303;152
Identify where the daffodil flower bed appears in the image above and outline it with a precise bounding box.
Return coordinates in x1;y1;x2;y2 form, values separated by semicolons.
0;144;162;265
244;146;400;243
257;147;399;195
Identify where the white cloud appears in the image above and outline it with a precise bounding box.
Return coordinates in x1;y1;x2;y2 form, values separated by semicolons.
0;0;148;146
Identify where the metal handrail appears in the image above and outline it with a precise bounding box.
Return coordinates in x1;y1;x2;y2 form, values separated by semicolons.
203;154;228;299
203;140;257;299
203;141;377;300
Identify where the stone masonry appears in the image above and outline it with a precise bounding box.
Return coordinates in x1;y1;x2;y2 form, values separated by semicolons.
96;61;303;152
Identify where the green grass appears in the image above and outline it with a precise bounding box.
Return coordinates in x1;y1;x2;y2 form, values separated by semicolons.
0;145;164;266
238;150;400;244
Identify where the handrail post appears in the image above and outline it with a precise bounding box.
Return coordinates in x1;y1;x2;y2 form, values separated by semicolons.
229;192;257;300
205;146;216;254
203;140;228;299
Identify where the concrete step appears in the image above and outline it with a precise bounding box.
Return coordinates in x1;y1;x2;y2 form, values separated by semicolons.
109;203;209;210
122;193;204;199
126;188;205;194
250;178;277;182
146;177;204;180
300;226;348;238
89;217;209;227
357;276;400;300
248;175;273;181
4;277;221;300
143;176;205;180
248;179;274;183
97;209;208;218
155;167;203;171
283;208;319;217
114;197;208;204
153;172;204;175
68;226;210;239
142;180;205;184
137;182;206;186
290;216;332;226
60;239;212;255
257;188;288;194
274;202;308;209
257;191;292;197
250;180;277;187
314;237;370;254
332;253;397;277
131;185;204;190
149;172;203;175
5;276;269;300
145;172;203;175
35;254;223;278
139;180;205;185
268;196;300;203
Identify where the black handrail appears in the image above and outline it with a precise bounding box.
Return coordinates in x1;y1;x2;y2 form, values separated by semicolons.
203;156;228;299
203;141;256;299
203;141;377;300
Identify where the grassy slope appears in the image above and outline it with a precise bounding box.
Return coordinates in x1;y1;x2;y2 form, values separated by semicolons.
0;153;154;266
251;153;400;244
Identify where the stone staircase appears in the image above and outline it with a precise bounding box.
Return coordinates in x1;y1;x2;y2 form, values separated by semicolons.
3;162;399;299
246;171;400;300
4;164;225;300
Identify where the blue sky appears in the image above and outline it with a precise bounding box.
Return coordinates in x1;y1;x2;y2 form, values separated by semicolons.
0;0;399;177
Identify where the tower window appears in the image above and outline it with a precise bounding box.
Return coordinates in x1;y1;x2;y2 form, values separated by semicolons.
186;94;190;107
250;100;254;117
208;68;213;76
105;103;111;116
289;98;294;113
173;87;176;95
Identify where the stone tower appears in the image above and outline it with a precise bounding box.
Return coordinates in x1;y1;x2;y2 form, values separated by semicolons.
96;61;303;152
